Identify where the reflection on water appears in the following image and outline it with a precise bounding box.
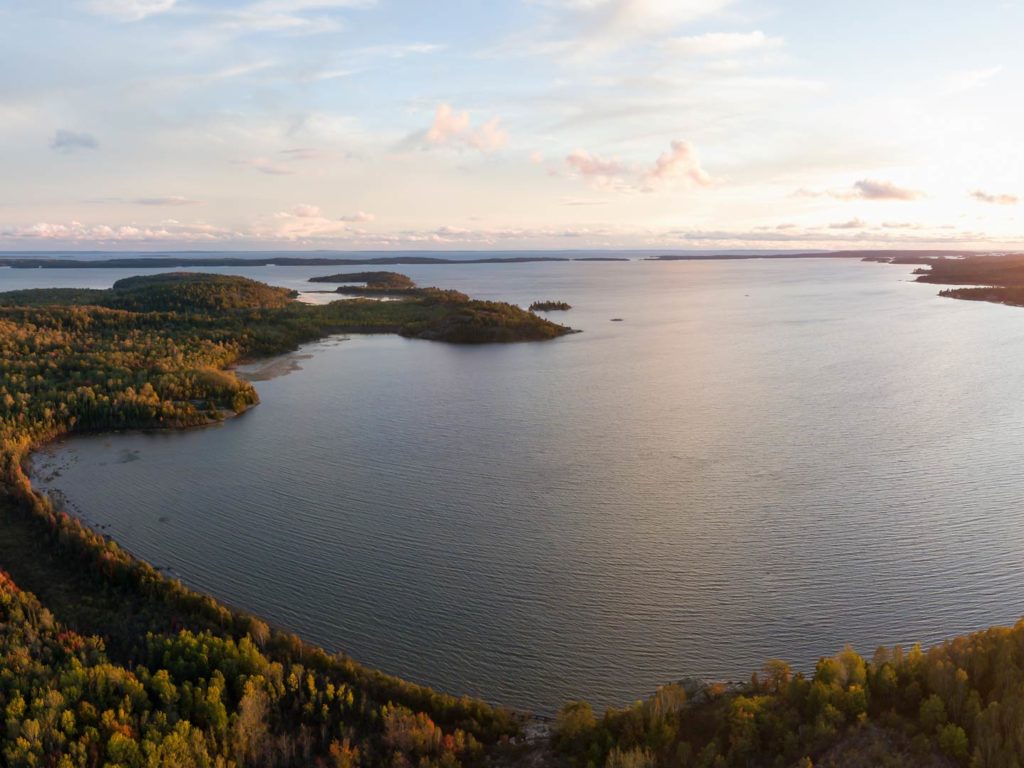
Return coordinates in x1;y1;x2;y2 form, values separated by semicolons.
24;258;1024;713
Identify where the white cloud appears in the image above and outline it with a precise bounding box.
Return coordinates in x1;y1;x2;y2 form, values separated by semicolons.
553;0;734;37
0;219;234;242
85;0;177;21
253;204;373;240
666;30;783;57
422;104;508;153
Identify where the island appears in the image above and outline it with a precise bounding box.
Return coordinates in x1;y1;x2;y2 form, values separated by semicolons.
529;300;572;312
308;271;417;289
0;269;1020;768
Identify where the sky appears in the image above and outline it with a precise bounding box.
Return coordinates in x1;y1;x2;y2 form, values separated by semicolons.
1;0;1022;251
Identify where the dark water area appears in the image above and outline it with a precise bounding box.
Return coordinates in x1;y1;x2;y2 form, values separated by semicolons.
19;257;1024;714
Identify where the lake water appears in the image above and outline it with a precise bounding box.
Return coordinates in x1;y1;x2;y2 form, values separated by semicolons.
17;257;1024;714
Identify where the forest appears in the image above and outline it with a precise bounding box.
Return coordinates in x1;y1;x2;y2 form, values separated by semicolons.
2;271;1024;766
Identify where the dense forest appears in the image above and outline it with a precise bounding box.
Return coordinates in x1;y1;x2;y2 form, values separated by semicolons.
2;271;1024;766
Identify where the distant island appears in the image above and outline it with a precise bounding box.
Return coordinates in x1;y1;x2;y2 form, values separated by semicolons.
529;300;572;311
308;271;417;289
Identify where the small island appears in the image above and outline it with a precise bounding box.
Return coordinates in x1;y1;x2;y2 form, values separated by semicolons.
529;300;572;312
308;271;416;290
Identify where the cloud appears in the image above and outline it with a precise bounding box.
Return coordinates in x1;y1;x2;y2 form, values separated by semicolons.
134;196;203;206
254;204;374;240
829;218;867;229
85;0;176;21
642;140;711;189
0;219;234;242
881;221;923;229
565;149;625;180
186;0;376;39
564;139;711;192
50;130;99;153
338;211;375;222
666;30;783;57
851;179;923;201
946;66;1003;94
536;0;737;53
239;157;294;175
796;179;924;202
971;189;1018;205
421;104;507;153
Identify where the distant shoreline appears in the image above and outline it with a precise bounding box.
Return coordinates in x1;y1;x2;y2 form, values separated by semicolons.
0;255;629;269
0;249;994;269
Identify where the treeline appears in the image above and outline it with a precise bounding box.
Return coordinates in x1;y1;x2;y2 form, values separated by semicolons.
0;566;509;768
551;621;1024;768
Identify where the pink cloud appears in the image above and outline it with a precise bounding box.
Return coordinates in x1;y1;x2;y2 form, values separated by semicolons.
564;140;711;192
424;104;507;153
643;140;711;189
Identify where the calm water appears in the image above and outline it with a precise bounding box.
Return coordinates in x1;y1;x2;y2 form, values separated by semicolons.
18;258;1024;713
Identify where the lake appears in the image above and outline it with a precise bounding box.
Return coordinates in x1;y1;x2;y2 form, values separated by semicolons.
19;257;1024;714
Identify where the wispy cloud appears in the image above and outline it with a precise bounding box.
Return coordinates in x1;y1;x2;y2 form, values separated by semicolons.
796;179;924;202
85;0;177;22
50;130;99;153
237;148;329;175
829;218;867;229
534;0;737;55
946;65;1003;94
971;189;1018;205
666;30;783;57
338;211;375;222
134;196;203;206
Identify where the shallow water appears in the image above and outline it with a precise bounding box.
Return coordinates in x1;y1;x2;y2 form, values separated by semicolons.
21;257;1024;713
